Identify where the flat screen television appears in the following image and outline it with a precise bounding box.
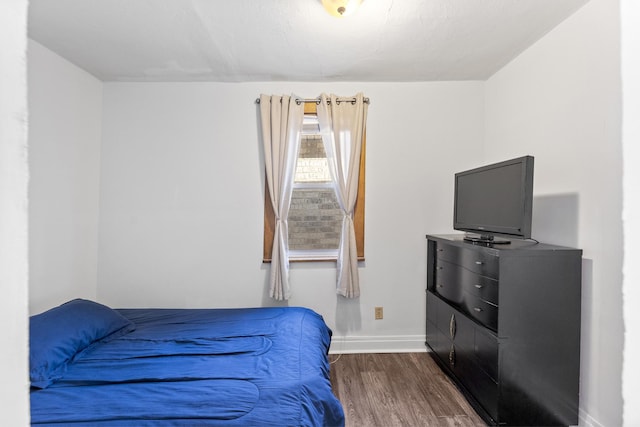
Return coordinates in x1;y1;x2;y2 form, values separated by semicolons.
453;156;534;244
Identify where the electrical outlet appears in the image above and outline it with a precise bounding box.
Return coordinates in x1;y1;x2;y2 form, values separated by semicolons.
374;306;383;320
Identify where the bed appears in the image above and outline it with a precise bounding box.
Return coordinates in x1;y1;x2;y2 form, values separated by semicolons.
29;299;344;426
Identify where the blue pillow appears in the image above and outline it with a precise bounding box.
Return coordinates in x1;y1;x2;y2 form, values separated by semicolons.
30;299;134;388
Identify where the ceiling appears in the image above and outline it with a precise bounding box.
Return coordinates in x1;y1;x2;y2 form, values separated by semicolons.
27;0;590;82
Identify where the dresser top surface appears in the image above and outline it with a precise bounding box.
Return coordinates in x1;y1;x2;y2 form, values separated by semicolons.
426;234;582;255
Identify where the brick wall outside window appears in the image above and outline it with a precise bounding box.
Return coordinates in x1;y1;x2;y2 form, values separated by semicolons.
288;189;343;250
288;134;343;250
295;135;331;182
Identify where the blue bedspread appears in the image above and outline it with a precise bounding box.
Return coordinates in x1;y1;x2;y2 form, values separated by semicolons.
30;307;344;426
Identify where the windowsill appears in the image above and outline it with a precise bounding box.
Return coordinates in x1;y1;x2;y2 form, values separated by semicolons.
262;255;366;263
262;258;336;263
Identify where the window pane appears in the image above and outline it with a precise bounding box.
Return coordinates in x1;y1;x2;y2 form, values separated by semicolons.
289;121;343;252
295;135;331;183
288;189;343;250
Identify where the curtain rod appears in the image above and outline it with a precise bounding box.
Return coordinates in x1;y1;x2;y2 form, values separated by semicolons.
255;97;370;105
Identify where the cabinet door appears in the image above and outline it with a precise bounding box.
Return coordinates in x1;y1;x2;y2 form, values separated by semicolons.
432;295;474;373
426;292;439;354
426;293;449;366
428;291;499;422
474;327;499;381
461;362;499;421
468;328;500;421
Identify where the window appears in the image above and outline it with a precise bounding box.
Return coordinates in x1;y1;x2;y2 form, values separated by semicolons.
263;102;365;262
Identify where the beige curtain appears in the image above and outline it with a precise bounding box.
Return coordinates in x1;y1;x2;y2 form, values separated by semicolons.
259;94;304;300
317;93;368;298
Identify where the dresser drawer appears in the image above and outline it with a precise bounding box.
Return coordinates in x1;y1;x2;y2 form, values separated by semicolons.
433;260;464;305
463;293;498;332
435;242;499;279
435;260;498;305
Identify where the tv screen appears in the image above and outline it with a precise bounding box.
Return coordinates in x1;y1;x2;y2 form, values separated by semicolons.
453;156;534;243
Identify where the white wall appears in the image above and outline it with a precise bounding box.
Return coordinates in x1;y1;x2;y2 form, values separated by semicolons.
0;0;30;424
97;81;484;350
621;1;640;425
485;0;622;425
27;40;103;315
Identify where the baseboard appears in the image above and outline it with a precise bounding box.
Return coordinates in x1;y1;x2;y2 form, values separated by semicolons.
328;335;427;354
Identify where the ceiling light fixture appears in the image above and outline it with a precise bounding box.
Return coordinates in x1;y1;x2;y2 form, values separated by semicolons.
321;0;363;18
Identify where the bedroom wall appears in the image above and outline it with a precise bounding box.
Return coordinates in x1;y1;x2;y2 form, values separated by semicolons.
621;1;640;425
0;0;30;423
27;40;103;315
484;0;622;426
97;81;484;351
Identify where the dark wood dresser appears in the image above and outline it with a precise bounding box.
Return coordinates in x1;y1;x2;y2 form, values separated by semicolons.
425;234;582;426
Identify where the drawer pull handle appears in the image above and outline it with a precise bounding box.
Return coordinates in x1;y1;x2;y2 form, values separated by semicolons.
474;284;483;289
475;261;484;265
473;307;483;312
449;314;456;339
449;346;456;367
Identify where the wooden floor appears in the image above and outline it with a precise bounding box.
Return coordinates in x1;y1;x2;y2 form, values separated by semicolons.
329;352;486;427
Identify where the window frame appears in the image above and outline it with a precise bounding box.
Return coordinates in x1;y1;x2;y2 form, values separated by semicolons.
263;102;365;262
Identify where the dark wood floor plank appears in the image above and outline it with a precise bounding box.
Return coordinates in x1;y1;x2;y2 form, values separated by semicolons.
329;352;485;427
